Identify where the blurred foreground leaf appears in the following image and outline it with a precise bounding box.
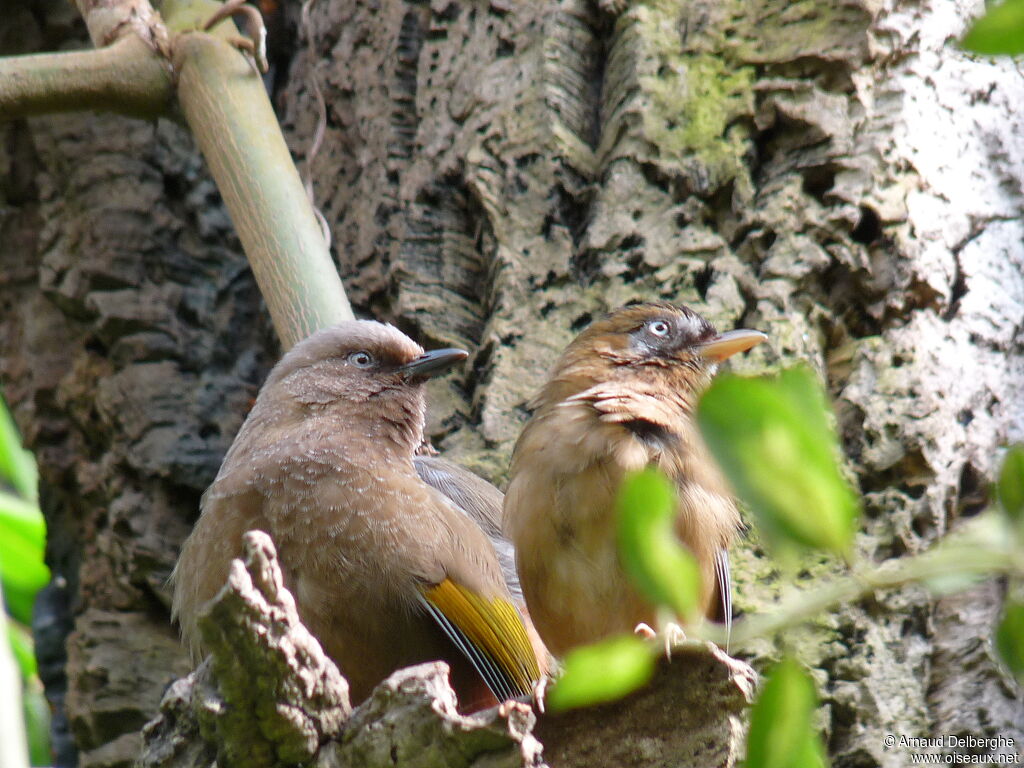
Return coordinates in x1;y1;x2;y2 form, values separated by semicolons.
9;618;50;766
617;468;701;621
0;399;36;502
995;600;1024;683
0;395;50;765
0;522;50;626
0;394;48;625
746;656;827;768
697;365;859;558
0;490;46;552
7;619;37;679
997;444;1024;529
962;0;1024;55
546;634;654;712
25;681;51;767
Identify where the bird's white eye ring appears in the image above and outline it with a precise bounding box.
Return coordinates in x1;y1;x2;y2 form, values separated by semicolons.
648;320;671;337
349;351;374;368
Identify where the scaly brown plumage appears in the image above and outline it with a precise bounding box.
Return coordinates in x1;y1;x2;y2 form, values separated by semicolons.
172;321;545;710
503;302;765;656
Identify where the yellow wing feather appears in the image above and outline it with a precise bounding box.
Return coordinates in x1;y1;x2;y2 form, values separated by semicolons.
421;579;540;698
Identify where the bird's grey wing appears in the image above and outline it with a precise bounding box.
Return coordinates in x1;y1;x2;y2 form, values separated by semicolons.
413;455;522;603
414;455;502;534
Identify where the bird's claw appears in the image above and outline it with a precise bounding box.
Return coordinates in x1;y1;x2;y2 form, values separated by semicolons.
633;622;657;640
634;621;687;659
661;621;687;659
203;0;269;74
532;676;549;714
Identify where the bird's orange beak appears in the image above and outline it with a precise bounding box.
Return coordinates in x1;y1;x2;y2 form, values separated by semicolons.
696;329;767;362
398;348;469;381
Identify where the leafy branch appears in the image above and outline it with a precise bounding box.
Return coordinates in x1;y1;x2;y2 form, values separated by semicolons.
549;365;1024;768
707;513;1023;650
0;399;49;766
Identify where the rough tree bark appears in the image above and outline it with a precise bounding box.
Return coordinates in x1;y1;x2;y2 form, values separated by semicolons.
1;0;1022;766
1;3;277;765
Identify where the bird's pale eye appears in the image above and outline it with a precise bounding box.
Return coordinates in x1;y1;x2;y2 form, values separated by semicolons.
348;351;375;368
647;320;671;337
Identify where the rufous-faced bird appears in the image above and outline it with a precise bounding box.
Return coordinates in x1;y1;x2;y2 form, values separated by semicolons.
503;302;766;656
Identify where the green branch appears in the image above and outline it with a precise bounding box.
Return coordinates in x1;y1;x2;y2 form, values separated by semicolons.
0;36;172;120
169;28;352;347
162;0;354;346
697;516;1024;648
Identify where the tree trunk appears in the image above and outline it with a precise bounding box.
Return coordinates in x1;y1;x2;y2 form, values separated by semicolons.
1;4;277;766
1;0;1021;766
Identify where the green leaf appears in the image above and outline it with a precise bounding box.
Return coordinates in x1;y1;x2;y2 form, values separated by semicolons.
776;366;833;440
962;0;1024;55
0;490;46;552
617;468;701;620
0;398;37;502
24;681;52;767
996;445;1024;527
746;656;828;768
0;528;50;626
7;618;37;679
697;365;859;558
994;600;1024;683
546;634;655;712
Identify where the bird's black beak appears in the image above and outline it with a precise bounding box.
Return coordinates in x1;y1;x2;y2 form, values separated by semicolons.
398;348;469;381
696;329;767;362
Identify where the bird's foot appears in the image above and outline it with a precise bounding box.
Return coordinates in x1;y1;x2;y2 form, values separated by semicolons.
498;697;529;719
633;622;656;640
495;678;549;719
634;621;687;659
660;621;687;659
203;0;269;74
531;676;549;714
